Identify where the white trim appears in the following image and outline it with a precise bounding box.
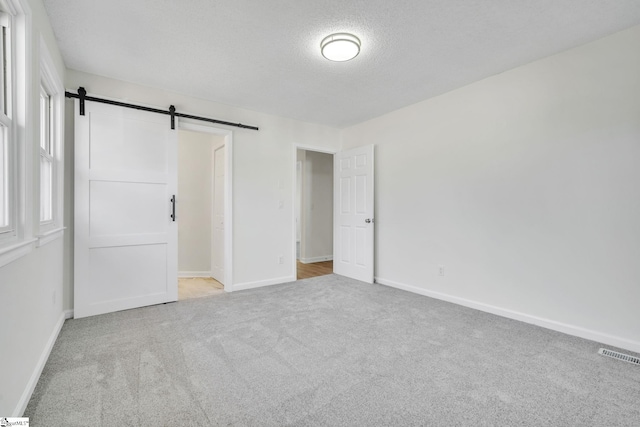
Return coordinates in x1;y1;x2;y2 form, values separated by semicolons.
294;144;339;155
38;35;64;235
291;144;338;279
17;0;32;241
179;122;233;292
0;0;31;246
178;271;212;278
211;140;225;285
64;309;73;319
38;35;62;93
13;310;65;416
299;255;333;264
375;277;640;354
224;133;232;291
0;236;35;267
36;226;64;247
233;275;295;292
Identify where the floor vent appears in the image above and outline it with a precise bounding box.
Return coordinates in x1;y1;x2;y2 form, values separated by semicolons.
598;348;640;366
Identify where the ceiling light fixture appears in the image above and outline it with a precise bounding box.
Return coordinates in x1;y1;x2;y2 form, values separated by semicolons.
321;33;361;62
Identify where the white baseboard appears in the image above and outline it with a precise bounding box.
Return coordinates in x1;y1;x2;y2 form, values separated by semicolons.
299;255;333;264
14;311;66;416
233;275;296;292
178;271;212;278
64;309;74;319
375;277;640;354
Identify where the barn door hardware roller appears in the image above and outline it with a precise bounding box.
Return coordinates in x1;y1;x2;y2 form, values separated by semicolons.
65;87;259;131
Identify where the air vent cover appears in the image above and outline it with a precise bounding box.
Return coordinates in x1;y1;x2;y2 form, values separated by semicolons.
598;348;640;366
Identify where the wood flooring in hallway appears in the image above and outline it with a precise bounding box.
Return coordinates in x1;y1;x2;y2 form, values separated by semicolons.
297;260;333;280
178;277;224;300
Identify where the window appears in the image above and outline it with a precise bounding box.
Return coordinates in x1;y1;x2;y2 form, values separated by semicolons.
0;8;14;241
39;85;53;224
38;37;64;240
0;123;8;230
0;0;32;265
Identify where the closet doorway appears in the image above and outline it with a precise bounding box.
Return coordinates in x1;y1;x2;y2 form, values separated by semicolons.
177;124;232;299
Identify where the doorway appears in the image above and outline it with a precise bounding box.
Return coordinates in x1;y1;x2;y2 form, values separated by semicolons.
177;124;233;299
295;147;335;280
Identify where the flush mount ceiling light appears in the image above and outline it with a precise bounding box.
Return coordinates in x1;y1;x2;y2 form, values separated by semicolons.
321;33;361;62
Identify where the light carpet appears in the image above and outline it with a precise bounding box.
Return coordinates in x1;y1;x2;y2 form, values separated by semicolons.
25;274;640;426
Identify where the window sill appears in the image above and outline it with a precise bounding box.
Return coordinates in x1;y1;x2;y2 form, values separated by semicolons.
0;238;38;268
37;227;65;247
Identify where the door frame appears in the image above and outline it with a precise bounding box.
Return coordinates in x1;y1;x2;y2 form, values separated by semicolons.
180;122;233;291
291;144;337;278
210;142;225;284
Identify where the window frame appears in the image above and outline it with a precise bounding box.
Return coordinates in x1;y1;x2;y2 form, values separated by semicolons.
0;0;34;267
0;4;16;244
37;35;64;241
39;81;54;227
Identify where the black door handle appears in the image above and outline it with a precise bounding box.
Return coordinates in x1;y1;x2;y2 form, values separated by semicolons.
170;195;176;221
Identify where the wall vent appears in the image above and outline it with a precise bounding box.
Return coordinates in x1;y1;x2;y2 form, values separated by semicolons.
598;348;640;366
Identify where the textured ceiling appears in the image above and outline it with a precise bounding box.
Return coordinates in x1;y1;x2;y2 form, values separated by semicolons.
43;0;640;128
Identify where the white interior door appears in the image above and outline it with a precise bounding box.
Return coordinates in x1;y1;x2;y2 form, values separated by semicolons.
334;145;374;283
74;99;178;318
211;144;225;283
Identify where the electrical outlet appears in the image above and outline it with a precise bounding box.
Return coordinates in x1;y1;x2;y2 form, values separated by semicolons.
278;255;284;264
438;265;445;277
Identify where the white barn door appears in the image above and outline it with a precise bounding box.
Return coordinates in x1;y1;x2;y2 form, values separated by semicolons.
74;99;178;318
334;145;374;283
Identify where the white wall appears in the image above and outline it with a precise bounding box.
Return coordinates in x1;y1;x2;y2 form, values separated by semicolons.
177;130;220;275
299;150;333;263
63;69;341;294
0;0;66;416
342;25;640;352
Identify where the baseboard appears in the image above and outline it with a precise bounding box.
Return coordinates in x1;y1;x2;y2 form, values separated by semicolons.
64;309;74;319
375;277;640;354
14;311;66;416
233;275;296;292
299;255;333;264
178;271;212;278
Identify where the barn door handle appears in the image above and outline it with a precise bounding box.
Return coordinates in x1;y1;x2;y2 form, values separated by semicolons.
170;195;176;221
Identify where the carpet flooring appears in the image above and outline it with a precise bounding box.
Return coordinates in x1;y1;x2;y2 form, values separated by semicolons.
25;274;640;426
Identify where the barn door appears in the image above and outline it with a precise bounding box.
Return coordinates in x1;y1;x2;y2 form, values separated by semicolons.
74;99;178;318
334;145;374;283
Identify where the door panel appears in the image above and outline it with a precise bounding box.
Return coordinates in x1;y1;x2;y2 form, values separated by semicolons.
340;226;350;263
355;226;367;266
89;181;167;236
334;145;374;283
89;114;168;172
74;99;178;318
355;175;367;213
88;245;167;303
340;177;351;213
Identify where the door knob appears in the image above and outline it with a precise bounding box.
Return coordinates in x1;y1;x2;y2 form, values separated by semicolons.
365;218;373;224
